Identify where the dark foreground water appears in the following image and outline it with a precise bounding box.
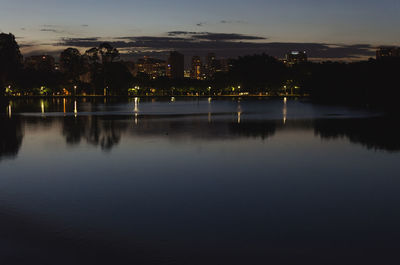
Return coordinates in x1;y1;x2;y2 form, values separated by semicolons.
1;98;400;265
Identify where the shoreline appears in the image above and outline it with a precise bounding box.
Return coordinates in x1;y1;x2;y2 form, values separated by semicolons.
5;94;306;99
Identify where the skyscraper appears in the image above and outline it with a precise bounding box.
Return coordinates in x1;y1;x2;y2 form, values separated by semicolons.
167;51;184;79
136;56;167;79
205;53;218;79
191;56;202;80
284;51;307;66
376;47;400;60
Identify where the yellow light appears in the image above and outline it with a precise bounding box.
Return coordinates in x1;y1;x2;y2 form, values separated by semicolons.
74;100;78;117
8;104;12;118
134;97;139;113
283;97;287;124
41;100;45;115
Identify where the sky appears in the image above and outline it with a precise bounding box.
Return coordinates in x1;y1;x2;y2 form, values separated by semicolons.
1;0;399;61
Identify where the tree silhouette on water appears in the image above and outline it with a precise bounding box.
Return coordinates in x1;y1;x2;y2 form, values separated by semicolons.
0;117;23;161
61;116;126;151
314;117;400;152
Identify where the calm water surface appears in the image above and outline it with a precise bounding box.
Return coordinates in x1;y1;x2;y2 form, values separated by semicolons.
1;98;400;265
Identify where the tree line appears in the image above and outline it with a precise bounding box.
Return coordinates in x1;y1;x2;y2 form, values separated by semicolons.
1;32;400;109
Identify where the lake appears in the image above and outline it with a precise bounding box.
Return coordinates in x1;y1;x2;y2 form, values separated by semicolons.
1;97;400;265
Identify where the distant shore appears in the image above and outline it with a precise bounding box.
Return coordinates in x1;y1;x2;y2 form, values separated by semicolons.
5;94;305;99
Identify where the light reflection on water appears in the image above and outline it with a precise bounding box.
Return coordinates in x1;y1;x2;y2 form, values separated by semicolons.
0;98;399;265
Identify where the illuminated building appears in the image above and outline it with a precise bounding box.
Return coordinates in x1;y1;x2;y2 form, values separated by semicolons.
218;59;231;73
24;55;55;72
54;62;60;71
205;53;217;79
136;56;166;79
376;47;400;60
191;56;202;80
167;51;184;79
284;51;307;66
184;70;191;78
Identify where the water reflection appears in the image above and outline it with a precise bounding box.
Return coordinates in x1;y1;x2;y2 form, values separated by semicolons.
1;99;400;264
74;100;78;117
237;100;242;124
314;118;400;152
8;103;12;118
1;98;400;160
283;97;287;124
1;114;400;160
40;99;45;115
61;116;126;151
134;97;139;113
0;116;23;161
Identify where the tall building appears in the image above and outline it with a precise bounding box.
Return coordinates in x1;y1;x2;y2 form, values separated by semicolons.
205;53;217;79
218;58;231;73
136;57;166;79
376;47;400;60
284;51;307;66
167;51;184;79
191;56;202;80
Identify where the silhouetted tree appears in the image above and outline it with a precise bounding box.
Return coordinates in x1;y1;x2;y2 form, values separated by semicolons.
228;54;288;93
60;48;85;83
99;43;120;64
0;33;23;95
102;62;133;95
84;47;100;65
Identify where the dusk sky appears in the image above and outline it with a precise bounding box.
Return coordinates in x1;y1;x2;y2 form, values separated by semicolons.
1;0;399;60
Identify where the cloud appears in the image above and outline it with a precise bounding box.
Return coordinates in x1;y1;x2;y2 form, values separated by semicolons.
58;37;102;47
55;34;375;62
118;36;188;42
167;31;266;41
194;33;266;41
42;24;58;28
57;33;267;51
39;25;71;34
19;43;34;48
20;46;64;58
40;29;62;33
220;20;247;24
167;31;199;36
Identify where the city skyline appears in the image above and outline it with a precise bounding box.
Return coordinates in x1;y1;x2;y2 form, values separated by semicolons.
1;0;399;61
